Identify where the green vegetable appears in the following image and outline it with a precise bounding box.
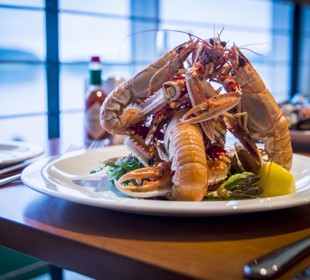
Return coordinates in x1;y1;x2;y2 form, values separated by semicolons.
90;154;144;182
205;172;262;200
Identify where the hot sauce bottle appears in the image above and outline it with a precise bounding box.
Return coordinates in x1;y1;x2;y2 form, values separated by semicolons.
84;56;110;144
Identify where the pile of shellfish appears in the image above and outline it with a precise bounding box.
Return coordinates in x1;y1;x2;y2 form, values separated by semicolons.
99;35;293;201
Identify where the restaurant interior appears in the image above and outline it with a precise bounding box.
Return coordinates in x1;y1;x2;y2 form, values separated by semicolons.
0;0;310;279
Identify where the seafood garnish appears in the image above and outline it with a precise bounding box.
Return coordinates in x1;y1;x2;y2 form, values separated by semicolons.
98;33;294;201
205;172;262;200
100;155;144;182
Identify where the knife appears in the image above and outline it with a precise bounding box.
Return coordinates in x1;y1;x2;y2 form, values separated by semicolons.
243;235;310;279
0;161;31;175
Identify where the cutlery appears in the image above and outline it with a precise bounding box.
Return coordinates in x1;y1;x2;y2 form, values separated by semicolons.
0;173;22;186
0;160;36;186
0;143;105;187
0;144;83;187
0;161;32;175
88;140;106;150
243;235;310;279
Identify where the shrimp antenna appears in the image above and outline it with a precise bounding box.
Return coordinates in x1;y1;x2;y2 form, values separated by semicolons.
238;42;270;56
120;28;212;52
217;26;225;38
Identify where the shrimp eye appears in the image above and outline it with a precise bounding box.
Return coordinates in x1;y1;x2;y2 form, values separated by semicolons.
148;157;155;166
239;56;246;67
208;38;214;46
221;41;227;47
175;46;184;53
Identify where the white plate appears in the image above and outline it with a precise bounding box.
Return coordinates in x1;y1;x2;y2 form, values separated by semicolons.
21;145;310;217
0;141;44;167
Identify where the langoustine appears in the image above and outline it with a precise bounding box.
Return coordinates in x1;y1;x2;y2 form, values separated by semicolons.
99;34;293;201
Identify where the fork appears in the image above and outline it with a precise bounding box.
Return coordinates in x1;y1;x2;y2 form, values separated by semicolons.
64;144;84;153
88;140;106;150
0;144;83;187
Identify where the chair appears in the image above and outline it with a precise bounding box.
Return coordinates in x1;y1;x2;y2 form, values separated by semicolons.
0;246;62;280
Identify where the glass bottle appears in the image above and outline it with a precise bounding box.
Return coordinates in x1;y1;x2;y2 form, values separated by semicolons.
84;56;109;144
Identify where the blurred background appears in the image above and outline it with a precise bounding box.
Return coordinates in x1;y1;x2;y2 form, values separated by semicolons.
0;0;309;147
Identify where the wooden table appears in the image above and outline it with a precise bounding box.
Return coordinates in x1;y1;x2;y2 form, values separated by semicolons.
0;139;309;280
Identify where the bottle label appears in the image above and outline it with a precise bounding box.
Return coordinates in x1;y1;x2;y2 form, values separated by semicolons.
85;102;105;139
90;70;102;85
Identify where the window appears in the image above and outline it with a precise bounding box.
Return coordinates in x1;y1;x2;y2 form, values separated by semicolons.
0;3;46;144
159;0;293;101
0;0;309;147
59;0;131;146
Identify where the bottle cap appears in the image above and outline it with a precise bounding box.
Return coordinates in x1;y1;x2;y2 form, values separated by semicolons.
91;56;101;63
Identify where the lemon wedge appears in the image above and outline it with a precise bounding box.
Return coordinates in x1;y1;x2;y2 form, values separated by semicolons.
257;162;296;197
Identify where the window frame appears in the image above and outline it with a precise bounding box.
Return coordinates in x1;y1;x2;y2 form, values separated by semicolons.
0;0;308;142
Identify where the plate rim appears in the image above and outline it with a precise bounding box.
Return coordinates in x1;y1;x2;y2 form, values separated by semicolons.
21;145;310;217
0;140;44;166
